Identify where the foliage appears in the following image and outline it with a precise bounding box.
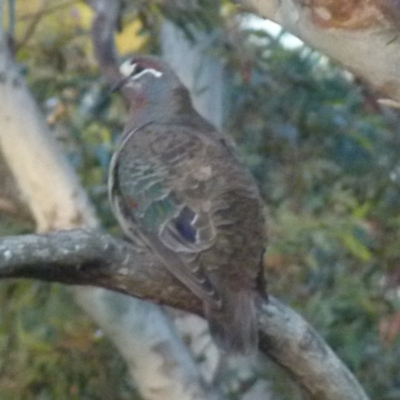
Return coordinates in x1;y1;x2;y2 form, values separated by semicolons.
227;25;400;398
0;0;400;399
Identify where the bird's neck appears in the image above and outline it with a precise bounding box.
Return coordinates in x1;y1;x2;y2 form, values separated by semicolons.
126;87;196;129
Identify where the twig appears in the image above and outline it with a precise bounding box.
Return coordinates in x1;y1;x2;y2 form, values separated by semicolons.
16;3;47;50
18;0;77;21
89;0;122;87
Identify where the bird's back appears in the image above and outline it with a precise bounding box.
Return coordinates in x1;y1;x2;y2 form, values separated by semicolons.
114;121;265;276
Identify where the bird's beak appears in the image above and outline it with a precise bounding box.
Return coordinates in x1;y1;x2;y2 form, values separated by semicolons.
111;76;130;92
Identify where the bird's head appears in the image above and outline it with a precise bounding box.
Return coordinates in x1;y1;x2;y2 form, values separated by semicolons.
114;56;189;114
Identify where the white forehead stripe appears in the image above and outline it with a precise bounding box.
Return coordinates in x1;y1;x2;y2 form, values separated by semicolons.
132;68;163;80
119;60;136;77
119;60;163;79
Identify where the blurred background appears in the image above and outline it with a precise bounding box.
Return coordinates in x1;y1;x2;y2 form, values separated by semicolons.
1;0;400;399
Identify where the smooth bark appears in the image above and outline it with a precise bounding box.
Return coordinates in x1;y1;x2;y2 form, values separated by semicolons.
238;0;400;104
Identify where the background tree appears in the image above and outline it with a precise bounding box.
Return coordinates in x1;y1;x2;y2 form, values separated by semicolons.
0;0;399;399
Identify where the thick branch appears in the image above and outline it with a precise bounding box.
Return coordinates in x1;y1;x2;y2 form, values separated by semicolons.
258;300;367;400
0;230;369;400
0;229;199;311
238;0;400;103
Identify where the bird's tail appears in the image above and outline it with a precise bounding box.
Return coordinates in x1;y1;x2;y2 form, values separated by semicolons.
205;288;258;356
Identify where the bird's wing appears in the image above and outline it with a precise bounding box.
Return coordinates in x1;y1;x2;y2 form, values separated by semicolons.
108;123;227;307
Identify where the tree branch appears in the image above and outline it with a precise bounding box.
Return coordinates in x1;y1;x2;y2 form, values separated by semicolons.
237;0;400;104
0;230;198;311
0;229;370;400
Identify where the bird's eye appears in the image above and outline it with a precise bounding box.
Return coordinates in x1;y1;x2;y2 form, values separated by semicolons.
133;64;145;75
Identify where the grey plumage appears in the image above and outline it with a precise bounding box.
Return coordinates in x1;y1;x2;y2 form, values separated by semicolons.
109;55;267;355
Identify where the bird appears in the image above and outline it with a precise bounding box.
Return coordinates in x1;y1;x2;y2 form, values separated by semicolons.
108;55;267;355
